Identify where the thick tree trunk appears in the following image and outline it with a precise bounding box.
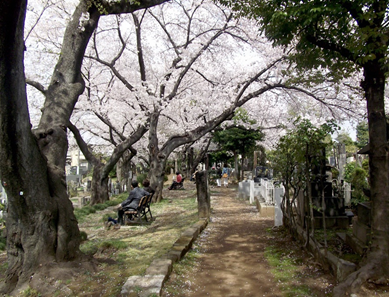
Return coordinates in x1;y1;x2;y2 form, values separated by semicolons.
148;112;167;202
0;1;80;293
334;61;389;295
1;1;169;292
187;147;194;178
90;163;109;204
117;151;135;193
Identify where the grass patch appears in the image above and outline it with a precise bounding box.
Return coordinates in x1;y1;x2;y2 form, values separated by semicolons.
21;287;42;297
74;193;126;223
163;246;200;296
72;186;199;296
314;228;361;264
264;245;315;296
98;239;128;250
0;185;199;297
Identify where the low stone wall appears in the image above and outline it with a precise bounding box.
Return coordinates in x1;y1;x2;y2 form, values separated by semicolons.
120;219;208;297
294;224;357;282
254;196;357;282
255;199;275;217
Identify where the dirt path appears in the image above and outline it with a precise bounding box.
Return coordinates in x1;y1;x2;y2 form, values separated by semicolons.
162;185;335;297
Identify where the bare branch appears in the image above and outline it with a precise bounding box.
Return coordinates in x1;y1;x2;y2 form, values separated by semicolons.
26;79;47;94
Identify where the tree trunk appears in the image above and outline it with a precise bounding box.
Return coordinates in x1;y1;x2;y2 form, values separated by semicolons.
68;119;146;205
187;147;194;178
190;139;212;177
0;2;81;293
334;61;389;295
148;112;167;202
117;151;134;192
196;171;210;219
234;153;239;180
0;1;168;291
90;163;110;204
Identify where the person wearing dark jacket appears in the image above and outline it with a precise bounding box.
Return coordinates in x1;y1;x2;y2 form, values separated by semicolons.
142;179;155;194
118;180;149;225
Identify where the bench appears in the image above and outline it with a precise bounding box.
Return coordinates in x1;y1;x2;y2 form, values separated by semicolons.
144;192;154;221
124;193;154;224
124;196;148;225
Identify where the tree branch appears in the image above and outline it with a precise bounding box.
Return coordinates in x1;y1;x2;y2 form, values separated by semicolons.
26;78;47;95
67;121;99;165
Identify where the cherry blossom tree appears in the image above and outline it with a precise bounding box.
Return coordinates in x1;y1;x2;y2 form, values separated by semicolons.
75;0;364;202
0;0;169;293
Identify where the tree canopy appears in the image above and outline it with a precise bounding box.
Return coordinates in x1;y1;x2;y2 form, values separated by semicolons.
219;0;388;76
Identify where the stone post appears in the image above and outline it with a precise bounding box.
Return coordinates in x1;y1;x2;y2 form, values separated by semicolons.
274;187;284;227
338;143;346;182
196;171;210;219
253;151;258;168
249;180;255;204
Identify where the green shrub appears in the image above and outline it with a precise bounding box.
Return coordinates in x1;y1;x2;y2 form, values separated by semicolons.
350;167;369;206
344;162;356;182
93;204;106;211
344;161;369;206
137;173;148;186
0;236;6;251
104;200;118;206
74;205;96;220
80;231;88;242
83;206;96;214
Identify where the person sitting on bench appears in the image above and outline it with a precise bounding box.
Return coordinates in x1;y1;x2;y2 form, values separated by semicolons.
117;180;149;225
142;179;155;194
168;171;182;190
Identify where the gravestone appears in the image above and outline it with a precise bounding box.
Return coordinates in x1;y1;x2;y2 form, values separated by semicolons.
309;152;349;228
274;187;284;227
345;202;371;254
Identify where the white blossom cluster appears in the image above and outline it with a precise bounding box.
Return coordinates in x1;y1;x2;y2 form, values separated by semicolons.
24;0;366;155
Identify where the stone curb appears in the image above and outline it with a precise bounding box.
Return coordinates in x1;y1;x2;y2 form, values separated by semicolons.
253;196;357;282
120;218;208;296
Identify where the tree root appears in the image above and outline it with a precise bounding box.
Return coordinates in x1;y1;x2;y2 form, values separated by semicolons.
333;260;387;296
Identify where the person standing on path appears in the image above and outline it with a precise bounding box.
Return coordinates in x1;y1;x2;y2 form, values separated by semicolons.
216;166;222;187
221;163;229;188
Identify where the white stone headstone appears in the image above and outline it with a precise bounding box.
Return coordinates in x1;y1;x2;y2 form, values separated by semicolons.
274;187;284;227
344;182;351;207
249;180;254;204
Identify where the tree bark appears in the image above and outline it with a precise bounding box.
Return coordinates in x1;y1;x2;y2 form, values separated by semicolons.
334;60;389;295
148;112;167;202
0;1;169;292
117;150;136;193
0;1;80;293
196;171;210;219
190;139;212;177
68;121;147;205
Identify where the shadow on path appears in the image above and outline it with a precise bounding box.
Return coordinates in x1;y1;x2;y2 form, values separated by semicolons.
163;186;284;297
